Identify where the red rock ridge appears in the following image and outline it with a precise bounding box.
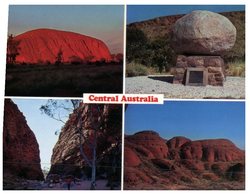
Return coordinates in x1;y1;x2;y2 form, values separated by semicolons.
180;139;244;162
14;28;112;64
124;130;245;190
126;130;168;159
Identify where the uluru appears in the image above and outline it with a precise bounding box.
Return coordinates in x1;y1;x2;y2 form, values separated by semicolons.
124;130;245;190
13;28;112;64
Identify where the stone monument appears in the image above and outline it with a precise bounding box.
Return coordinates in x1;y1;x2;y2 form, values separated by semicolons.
170;10;236;86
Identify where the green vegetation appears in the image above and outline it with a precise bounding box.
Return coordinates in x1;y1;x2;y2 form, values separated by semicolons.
127;11;245;77
221;12;245;62
5;63;123;97
126;62;148;77
226;60;245;77
126;28;175;75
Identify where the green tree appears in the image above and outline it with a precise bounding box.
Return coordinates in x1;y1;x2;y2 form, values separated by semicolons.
149;37;176;72
127;28;176;73
126;28;150;64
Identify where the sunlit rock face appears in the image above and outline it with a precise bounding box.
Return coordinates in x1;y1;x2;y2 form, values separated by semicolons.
14;28;112;64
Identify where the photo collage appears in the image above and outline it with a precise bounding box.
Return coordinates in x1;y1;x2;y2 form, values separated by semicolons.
1;4;246;191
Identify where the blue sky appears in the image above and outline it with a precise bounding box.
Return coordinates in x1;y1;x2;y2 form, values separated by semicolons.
125;101;245;149
12;98;72;170
8;5;124;54
127;5;245;24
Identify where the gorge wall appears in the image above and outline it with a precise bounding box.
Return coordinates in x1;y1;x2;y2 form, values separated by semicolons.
49;103;122;180
3;99;44;181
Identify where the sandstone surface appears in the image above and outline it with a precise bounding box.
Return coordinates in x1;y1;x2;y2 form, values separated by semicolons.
3;99;44;181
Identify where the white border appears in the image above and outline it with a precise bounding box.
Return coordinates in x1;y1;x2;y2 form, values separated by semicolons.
0;0;248;194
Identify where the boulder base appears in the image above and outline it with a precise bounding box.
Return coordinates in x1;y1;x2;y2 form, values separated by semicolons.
171;55;225;86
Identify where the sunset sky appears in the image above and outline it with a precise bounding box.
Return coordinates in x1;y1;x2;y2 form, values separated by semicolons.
125;101;245;149
8;5;124;54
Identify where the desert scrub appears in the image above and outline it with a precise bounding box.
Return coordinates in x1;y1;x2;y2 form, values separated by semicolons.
126;62;148;77
226;60;245;77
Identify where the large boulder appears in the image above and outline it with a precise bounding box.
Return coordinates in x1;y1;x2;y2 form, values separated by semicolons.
170;10;236;55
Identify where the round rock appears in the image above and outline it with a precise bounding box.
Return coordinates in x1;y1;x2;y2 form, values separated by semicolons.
170;10;236;55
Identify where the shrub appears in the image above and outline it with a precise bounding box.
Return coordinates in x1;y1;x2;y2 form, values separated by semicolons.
126;62;148;77
126;28;176;73
226;60;245;77
126;28;149;64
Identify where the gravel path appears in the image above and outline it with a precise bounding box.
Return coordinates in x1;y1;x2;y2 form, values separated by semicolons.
125;76;245;99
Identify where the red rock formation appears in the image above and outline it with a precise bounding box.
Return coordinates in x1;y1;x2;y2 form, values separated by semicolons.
180;139;244;162
167;136;191;160
124;167;153;186
14;28;112;64
126;141;154;159
126;130;168;159
124;147;141;167
49;104;122;179
226;163;245;181
124;130;245;190
167;136;191;149
3;99;44;180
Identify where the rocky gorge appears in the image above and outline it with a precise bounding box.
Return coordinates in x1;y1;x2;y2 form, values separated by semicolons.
3;99;44;189
48;103;122;186
3;100;122;189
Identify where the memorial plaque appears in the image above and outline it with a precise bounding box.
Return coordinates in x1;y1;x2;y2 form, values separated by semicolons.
185;67;208;86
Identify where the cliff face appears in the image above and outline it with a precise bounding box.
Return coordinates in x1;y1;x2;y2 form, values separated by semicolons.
49;104;122;179
124;131;245;190
14;28;112;63
3;99;44;181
